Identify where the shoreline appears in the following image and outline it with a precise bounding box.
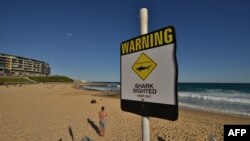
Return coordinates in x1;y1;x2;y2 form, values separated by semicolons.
77;84;250;119
1;83;249;141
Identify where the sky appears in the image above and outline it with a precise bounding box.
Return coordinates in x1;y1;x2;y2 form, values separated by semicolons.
1;0;250;82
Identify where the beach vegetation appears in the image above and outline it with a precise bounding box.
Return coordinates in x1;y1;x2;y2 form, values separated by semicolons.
0;77;31;85
0;75;74;85
28;75;74;83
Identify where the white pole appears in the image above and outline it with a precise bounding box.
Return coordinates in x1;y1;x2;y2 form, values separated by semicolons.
140;8;148;35
140;8;150;141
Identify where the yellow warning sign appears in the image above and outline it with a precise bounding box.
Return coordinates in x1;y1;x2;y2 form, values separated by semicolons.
132;53;157;80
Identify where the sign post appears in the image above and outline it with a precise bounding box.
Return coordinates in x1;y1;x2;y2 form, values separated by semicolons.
140;8;150;141
120;7;178;140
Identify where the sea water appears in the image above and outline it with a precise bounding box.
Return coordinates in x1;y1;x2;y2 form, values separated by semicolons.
178;83;250;117
82;82;120;91
82;82;250;117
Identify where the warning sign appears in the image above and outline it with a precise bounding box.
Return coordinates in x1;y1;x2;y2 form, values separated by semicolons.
132;53;157;81
121;26;178;120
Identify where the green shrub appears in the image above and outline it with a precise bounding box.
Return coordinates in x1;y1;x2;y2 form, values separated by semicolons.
0;75;73;85
28;76;74;82
0;77;30;84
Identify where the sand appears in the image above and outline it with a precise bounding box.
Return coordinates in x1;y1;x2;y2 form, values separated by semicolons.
0;84;249;141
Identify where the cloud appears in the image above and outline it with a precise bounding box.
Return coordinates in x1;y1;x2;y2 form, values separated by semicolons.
67;33;72;37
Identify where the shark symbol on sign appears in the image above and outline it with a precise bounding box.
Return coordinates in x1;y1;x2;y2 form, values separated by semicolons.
132;53;157;80
136;65;151;71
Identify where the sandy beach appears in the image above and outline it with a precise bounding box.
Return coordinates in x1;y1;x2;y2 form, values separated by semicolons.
0;84;249;141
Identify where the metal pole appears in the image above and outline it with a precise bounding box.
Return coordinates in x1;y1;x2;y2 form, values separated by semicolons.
140;8;150;141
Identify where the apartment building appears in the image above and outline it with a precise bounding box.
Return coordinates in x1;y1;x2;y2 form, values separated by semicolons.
0;53;50;76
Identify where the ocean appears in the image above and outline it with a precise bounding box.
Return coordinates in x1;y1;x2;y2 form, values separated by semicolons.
81;82;250;117
82;82;120;91
178;83;250;117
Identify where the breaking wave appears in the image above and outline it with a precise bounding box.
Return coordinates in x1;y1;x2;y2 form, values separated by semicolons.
179;91;250;105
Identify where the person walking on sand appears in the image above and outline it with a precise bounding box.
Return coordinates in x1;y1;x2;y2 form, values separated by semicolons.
99;106;107;136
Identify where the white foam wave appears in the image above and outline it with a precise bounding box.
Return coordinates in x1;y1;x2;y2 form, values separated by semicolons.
83;85;120;91
83;86;109;91
179;92;250;105
179;102;250;117
107;84;120;88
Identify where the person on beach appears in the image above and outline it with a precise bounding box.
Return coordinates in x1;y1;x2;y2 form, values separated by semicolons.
99;106;107;136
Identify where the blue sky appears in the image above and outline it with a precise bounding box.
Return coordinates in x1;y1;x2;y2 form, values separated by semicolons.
1;0;250;82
